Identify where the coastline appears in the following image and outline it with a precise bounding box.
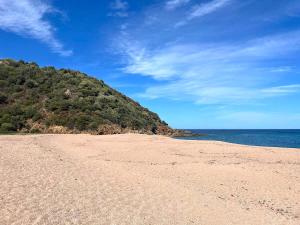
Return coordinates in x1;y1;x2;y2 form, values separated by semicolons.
176;129;300;149
175;136;300;150
1;134;299;225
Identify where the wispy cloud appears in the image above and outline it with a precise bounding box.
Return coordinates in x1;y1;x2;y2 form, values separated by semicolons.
189;0;231;19
109;0;129;17
118;30;300;104
108;0;300;127
121;30;300;80
0;0;72;56
165;0;191;11
175;0;232;26
262;84;300;95
269;66;293;73
141;83;300;105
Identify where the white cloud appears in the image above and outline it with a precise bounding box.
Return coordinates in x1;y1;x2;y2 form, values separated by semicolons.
118;30;300;104
0;0;72;56
189;0;231;19
121;30;300;79
175;0;232;26
141;83;300;105
109;0;129;17
262;84;300;95
269;66;293;73
165;0;191;11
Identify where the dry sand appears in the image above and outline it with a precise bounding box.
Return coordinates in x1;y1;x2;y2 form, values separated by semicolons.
0;134;299;225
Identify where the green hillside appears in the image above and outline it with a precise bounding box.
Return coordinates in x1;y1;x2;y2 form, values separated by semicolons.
0;59;175;135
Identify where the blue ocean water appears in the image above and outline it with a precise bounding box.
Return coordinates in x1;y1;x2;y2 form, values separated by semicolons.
177;129;300;149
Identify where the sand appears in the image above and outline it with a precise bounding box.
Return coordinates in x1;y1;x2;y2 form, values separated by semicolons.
0;134;299;225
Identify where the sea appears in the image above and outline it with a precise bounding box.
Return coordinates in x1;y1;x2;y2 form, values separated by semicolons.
176;129;300;149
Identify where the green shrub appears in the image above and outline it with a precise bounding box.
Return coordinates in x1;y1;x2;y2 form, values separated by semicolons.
0;93;7;104
25;79;37;88
0;80;8;87
0;123;15;131
30;128;41;133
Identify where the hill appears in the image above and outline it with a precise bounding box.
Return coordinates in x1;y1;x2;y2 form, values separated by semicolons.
0;59;177;135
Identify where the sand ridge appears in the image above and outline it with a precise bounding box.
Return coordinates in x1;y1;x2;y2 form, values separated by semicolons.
0;134;299;225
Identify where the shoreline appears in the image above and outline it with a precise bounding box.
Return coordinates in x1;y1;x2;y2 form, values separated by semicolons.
175;129;300;149
1;134;299;224
2;132;299;149
175;136;300;150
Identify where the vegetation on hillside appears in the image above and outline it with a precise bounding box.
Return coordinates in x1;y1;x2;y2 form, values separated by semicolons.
0;59;174;135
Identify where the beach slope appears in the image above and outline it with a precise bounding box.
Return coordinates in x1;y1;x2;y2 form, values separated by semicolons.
0;134;299;225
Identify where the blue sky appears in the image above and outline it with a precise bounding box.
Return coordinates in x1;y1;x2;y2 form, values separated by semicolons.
1;0;300;129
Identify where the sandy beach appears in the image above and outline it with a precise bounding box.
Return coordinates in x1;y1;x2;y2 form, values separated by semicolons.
0;134;299;225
